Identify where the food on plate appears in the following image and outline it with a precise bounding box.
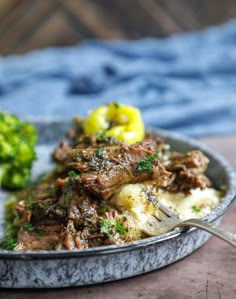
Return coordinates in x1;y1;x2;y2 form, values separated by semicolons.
0;103;222;251
83;102;145;144
0;111;37;189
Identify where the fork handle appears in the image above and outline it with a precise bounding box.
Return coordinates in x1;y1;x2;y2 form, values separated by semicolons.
179;219;236;247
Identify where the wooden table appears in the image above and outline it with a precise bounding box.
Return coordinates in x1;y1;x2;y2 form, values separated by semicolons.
1;135;236;299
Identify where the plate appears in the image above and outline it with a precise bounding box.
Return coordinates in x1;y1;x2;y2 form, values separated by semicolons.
0;119;236;288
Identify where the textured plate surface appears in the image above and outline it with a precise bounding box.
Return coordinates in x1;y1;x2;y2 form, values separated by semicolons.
0;120;236;288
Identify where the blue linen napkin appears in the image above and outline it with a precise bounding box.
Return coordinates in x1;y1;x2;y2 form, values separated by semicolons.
0;20;236;137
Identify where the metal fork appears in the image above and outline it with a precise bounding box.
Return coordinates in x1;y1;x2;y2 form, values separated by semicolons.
143;202;236;246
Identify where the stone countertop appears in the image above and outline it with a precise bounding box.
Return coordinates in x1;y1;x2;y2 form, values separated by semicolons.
1;135;236;299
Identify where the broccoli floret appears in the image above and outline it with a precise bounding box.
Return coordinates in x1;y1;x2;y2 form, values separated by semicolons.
0;111;37;189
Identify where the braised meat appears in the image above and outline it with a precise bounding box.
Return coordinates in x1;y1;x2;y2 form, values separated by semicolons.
166;150;209;174
166;150;211;193
9;124;214;251
67;140;172;200
53;141;72;164
15;175;102;250
16;223;64;251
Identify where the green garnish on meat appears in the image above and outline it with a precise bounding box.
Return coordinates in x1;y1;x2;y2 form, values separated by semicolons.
0;239;17;250
97;131;106;141
95;147;105;157
68;170;78;177
100;219;126;236
136;152;159;174
23;222;36;232
36;229;45;237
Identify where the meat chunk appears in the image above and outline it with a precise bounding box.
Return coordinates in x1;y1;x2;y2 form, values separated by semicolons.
66;188;99;228
166;150;211;193
67;141;172;200
15;177;100;250
15;178;59;225
52;141;72;164
16;223;64;251
166;150;209;175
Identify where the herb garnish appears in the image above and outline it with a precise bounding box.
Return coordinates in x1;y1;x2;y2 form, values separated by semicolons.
136;152;159;174
113;102;120;109
100;219;126;236
0;239;17;250
95;147;105;157
97;131;106;141
36;229;45;237
27;202;34;210
68;170;78;177
115;224;127;235
23;222;35;232
192;206;201;213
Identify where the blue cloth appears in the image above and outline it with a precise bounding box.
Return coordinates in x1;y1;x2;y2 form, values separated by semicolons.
1;20;236;137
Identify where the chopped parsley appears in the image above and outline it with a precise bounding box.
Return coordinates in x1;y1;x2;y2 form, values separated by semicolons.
101;219;116;236
192;205;201;213
115;224;127;235
136;152;159;174
0;239;17;250
27;202;34;210
68;170;78;177
36;229;45;237
95;147;105;157
97;131;106;141
100;219;126;236
23;222;35;232
113;102;120;109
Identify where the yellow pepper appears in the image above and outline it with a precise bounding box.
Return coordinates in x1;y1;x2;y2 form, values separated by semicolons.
83;103;145;144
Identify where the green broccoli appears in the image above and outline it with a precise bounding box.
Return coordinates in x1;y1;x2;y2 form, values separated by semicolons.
0;111;37;189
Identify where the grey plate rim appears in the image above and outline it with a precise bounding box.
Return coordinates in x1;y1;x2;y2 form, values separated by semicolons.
0;125;236;260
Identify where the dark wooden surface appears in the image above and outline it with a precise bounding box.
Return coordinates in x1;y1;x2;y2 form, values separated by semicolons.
1;134;236;298
0;0;236;55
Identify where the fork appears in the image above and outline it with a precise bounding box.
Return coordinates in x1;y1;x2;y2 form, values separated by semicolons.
142;202;236;246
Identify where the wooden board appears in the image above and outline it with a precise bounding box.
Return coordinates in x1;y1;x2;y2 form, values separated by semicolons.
0;0;236;54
